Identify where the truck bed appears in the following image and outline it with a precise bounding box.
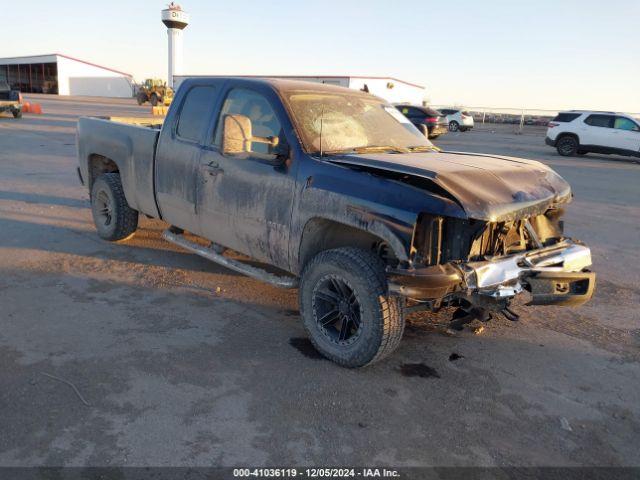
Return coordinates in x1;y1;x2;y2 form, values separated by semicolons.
77;116;161;218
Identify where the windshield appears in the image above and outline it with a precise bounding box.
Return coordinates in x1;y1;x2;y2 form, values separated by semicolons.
282;90;434;155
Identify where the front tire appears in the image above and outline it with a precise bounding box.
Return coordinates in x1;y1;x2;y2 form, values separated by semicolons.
299;247;405;368
149;93;159;107
91;173;138;241
12;108;22;119
449;120;459;131
556;135;579;156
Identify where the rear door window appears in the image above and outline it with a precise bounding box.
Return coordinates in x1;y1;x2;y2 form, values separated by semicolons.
584;114;614;128
176;86;217;142
398;106;424;118
553;113;581;122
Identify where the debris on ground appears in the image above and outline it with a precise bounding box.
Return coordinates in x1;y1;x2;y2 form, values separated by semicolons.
473;326;485;335
560;417;573;432
40;372;91;407
449;353;464;361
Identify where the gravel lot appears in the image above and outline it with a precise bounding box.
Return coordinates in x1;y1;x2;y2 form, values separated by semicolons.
1;96;639;468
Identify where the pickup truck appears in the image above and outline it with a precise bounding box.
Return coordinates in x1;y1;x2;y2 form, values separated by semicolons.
0;82;22;118
77;77;595;367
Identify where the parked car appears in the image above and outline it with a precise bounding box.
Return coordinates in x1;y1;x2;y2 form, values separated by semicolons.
395;104;449;138
545;111;640;158
0;82;22;119
77;78;595;368
439;108;474;132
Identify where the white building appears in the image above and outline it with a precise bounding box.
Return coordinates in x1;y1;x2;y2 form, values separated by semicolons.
173;75;426;105
0;53;133;98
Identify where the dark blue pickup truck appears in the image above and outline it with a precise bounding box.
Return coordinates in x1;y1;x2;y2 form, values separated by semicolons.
77;77;595;367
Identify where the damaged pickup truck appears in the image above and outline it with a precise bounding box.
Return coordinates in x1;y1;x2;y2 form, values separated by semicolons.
77;78;595;367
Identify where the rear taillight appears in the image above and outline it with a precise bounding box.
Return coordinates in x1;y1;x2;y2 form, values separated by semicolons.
426;117;438;123
461;113;468;118
548;122;559;128
18;93;23;104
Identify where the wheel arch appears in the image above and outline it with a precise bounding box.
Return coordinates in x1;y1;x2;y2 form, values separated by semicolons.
87;154;120;193
297;217;409;275
556;131;581;144
85;153;142;213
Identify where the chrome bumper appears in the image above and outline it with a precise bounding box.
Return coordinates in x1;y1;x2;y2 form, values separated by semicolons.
461;241;595;306
388;240;595;307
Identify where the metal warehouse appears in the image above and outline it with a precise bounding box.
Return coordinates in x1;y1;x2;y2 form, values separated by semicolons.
173;75;426;105
0;53;133;97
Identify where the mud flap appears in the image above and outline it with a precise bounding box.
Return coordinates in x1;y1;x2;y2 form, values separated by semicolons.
525;270;595;307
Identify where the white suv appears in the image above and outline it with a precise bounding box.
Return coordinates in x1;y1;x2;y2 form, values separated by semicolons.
545;111;640;158
439;108;474;132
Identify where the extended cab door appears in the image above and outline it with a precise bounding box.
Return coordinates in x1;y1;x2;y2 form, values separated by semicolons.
155;85;219;234
196;85;297;270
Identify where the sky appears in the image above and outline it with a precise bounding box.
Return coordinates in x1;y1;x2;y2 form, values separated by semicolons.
2;0;639;111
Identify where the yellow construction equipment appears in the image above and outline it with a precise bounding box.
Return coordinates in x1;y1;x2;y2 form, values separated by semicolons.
136;79;173;107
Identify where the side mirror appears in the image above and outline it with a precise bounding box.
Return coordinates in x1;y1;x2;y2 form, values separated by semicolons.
223;114;252;155
222;114;281;157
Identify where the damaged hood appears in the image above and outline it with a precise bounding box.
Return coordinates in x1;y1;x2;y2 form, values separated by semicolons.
326;150;572;221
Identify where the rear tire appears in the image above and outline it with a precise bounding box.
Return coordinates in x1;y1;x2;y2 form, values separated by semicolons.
556;135;579;156
12;108;22;119
299;247;405;368
449;120;459;132
91;173;138;241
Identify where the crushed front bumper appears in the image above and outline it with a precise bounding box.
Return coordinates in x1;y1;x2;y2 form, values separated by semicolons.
388;240;595;308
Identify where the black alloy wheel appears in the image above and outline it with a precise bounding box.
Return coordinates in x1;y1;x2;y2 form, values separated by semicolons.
313;275;362;346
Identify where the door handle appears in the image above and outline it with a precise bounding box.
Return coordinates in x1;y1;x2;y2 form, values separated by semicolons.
202;162;224;176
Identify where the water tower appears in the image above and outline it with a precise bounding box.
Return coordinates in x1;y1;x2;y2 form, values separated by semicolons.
161;2;189;88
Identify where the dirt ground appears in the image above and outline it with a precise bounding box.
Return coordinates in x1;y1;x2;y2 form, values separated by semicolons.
0;96;639;468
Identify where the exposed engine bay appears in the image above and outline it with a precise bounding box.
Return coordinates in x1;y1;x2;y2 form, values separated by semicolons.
388;208;594;331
